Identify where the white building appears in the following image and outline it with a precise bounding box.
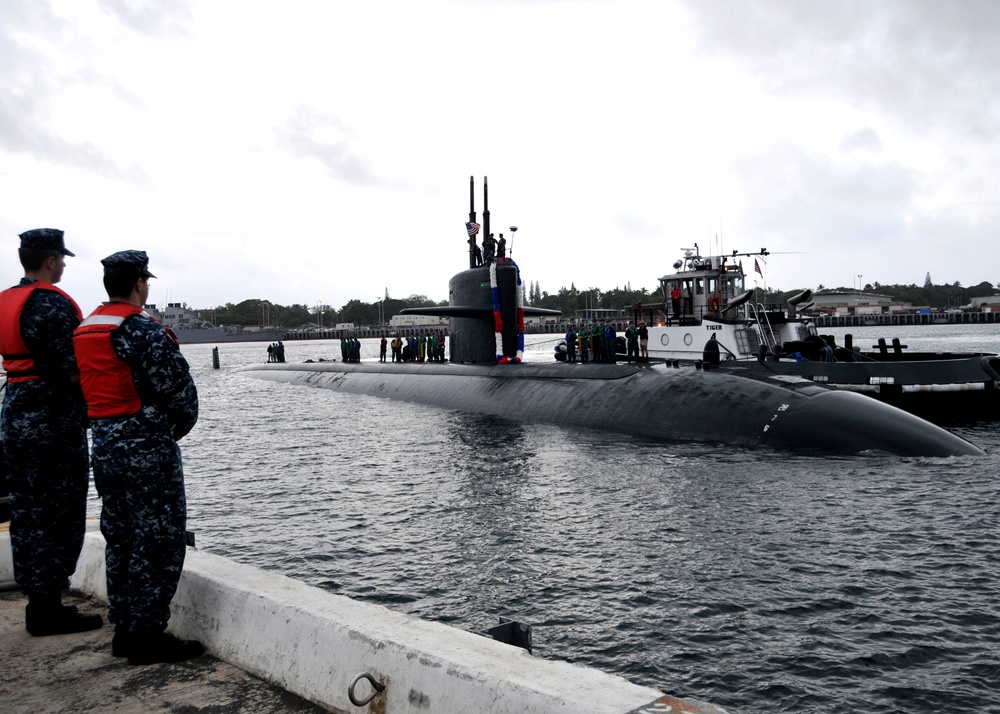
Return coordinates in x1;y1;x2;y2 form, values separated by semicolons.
809;291;903;315
389;314;447;328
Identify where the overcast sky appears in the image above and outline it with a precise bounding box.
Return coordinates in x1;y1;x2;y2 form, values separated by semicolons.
3;0;999;315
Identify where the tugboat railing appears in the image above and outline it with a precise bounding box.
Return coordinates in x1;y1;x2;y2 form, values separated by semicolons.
747;302;779;348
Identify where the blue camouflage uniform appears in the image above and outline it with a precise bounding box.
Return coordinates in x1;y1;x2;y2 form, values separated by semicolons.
81;261;198;635
1;279;90;597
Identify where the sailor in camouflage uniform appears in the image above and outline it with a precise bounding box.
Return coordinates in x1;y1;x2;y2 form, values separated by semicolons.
74;250;203;665
0;228;103;636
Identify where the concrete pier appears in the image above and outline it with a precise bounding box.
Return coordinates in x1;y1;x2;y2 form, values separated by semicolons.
1;525;728;714
0;589;325;713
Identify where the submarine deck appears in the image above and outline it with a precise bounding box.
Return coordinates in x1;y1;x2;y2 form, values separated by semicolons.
273;360;646;379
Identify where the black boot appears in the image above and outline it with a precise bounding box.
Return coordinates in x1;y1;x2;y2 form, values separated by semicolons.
112;624;133;657
25;593;104;636
128;630;205;666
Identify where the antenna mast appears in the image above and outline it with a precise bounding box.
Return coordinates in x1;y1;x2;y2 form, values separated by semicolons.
483;176;490;254
468;175;477;269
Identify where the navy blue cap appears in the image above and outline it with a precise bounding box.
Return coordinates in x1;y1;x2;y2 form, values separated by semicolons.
101;250;156;279
19;228;75;257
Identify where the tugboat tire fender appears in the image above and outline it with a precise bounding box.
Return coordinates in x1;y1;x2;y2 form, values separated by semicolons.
981;355;1000;381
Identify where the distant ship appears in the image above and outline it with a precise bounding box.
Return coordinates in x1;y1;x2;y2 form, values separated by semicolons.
147;303;287;344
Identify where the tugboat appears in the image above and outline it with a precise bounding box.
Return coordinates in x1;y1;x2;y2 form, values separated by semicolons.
239;181;985;456
639;245;806;362
614;245;1000;423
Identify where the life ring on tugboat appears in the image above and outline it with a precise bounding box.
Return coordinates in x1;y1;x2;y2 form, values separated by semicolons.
707;295;722;313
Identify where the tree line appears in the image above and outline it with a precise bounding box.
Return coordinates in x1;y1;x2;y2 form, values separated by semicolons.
196;279;999;328
200;295;444;328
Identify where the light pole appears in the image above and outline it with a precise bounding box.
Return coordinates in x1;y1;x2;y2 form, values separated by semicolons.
509;225;518;257
857;274;863;300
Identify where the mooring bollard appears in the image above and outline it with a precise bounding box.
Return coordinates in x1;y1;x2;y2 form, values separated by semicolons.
212;347;220;369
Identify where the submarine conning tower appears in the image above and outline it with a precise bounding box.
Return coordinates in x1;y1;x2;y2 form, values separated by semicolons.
400;176;561;364
449;261;522;364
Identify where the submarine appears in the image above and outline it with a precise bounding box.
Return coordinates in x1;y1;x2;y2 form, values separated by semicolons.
240;178;984;458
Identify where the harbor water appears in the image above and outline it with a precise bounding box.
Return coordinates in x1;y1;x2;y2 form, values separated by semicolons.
97;325;1000;714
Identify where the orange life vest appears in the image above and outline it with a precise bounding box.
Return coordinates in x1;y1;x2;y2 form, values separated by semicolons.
0;281;83;383
73;303;147;419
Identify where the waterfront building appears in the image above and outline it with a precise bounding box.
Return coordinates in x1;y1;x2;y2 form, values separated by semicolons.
388;314;447;328
809;291;907;316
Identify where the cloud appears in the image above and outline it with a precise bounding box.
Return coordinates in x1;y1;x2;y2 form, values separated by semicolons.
275;106;380;187
0;1;147;179
97;0;192;37
840;127;883;153
679;0;1000;136
0;115;139;179
736;141;917;248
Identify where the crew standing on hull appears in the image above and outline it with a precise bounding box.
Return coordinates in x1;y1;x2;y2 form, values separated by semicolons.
73;250;202;665
638;321;649;362
625;321;639;363
0;228;102;637
578;326;589;362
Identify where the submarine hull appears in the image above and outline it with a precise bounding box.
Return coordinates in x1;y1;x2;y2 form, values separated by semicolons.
240;361;983;457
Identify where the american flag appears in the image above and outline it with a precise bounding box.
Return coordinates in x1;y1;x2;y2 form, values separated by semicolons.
754;258;763;277
738;260;745;279
466;222;480;237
